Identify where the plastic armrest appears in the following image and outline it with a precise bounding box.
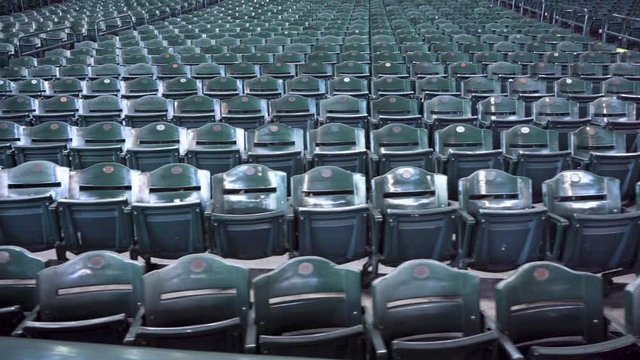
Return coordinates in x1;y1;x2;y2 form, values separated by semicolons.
392;331;498;351
136;317;242;338
123;306;145;344
259;324;364;345
364;310;388;360
21;313;128;333
458;209;476;225
528;335;639;358
12;305;39;337
244;307;257;353
483;317;525;360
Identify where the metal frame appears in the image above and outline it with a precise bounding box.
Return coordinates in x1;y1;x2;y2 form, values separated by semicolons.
17;25;77;57
603;14;640;48
94;13;135;43
552;4;590;36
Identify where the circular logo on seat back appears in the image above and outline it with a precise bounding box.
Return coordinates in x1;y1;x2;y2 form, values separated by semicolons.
533;267;549;280
103;165;114;174
413;264;429;278
0;251;9;263
190;259;205;272
298;262;314;275
88;255;105;269
171;166;183;174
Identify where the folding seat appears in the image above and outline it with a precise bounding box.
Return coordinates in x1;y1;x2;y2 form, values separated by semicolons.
610;62;640;79
555;77;603;118
371;77;413;98
460;77;504;114
308;51;339;65
170;94;218;128
89;64;122;80
59;64;90;80
245;123;304;178
619;50;640;64
54;162;138;257
27;65;58;82
507;77;552;117
11;250;143;343
477;95;531;148
415;76;458;99
372;52;403;65
200;44;226;56
328;76;369;99
14;78;46;97
181;52;209;66
319;95;368;129
121;53;151;66
77;94;122;125
285;76;327;100
203;76;242;100
123;95;171;128
242;51;272;66
208;164;289;259
0;67;28;82
0;161;68;252
123;254;249;351
0;246;45;336
191;63;224;81
125;121;186;172
570;126;640;203
9;57;37;69
457;169;546;270
14;122;72;165
370;95;421;129
340;51;371;64
159;77;197;101
37;55;65;68
0;95;36;125
297;62;334;80
273;52;305;66
494;40;520;56
372;62;409;78
334;62;370;79
246;256;365;358
0;79;13;99
589;97;638;151
435;124;502;198
225;62;260;80
532;96;588;151
260;62;296;80
306;123;369;177
366;259;498;359
130;163;209;263
184;123;243;175
156;63;189;80
242;76;283;100
370;123;433;175
495;261;640;358
219;95;268;130
601;76;638;96
530;62;563;92
431;43;458;55
45;78;82;98
486;62;524;91
269;94;316;131
122;64;156;81
32;95;79;125
424;95;476;135
501;125;570;202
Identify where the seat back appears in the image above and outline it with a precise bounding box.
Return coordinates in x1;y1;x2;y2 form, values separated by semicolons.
136;163;210;205
570;126;625;160
495;261;606;345
37;251;143;321
371;260;483;342
252;257;362;350
542;170;620;217
291;166;366;209
435;124;494;155
372;166;448;211
142;254;249;328
501;125;559;156
459;169;532;214
589;97;636;125
0;160;69;199
532;96;579;124
67;162;138;202
477;95;526;122
212;164;287;215
0;246;45;310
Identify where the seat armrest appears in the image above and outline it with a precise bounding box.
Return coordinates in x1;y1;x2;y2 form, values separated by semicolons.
458;209;476;225
484;316;524;360
244;307;257;353
204;201;214;217
364;309;388;360
545;212;569;259
11;306;39;337
123;306;145;345
528;335;639;358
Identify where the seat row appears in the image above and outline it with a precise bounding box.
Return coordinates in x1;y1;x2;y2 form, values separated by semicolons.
2;158;640;284
3;248;640;359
